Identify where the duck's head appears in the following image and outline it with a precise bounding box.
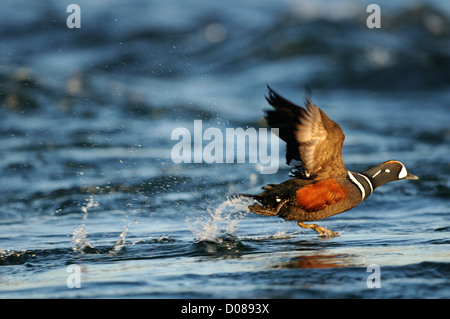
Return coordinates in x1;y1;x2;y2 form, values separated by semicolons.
364;160;418;189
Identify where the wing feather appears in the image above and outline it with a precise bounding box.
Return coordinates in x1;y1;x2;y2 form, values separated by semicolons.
265;86;347;180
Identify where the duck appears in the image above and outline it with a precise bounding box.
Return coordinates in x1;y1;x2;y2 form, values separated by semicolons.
242;86;418;237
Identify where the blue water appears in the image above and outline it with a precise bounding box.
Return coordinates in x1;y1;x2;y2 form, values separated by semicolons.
1;0;449;300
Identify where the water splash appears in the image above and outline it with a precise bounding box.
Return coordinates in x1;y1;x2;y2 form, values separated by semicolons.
188;196;252;243
71;196;139;254
109;219;137;254
72;196;99;254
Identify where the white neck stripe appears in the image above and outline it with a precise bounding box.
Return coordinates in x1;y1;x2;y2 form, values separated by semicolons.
348;171;365;201
357;173;374;194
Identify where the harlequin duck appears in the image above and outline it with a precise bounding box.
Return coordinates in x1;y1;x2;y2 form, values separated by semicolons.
242;86;418;237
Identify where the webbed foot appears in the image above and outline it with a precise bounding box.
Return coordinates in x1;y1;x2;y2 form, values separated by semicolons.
298;221;339;238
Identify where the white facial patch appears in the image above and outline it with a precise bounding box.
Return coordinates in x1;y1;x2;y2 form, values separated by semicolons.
398;163;407;179
384;169;390;173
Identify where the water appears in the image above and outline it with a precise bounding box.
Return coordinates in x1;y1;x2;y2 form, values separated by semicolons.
1;0;449;300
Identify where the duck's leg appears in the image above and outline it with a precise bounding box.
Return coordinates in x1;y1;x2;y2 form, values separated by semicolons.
298;221;339;238
248;200;288;216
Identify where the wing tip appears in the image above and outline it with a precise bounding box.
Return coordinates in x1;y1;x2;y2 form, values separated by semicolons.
265;83;279;106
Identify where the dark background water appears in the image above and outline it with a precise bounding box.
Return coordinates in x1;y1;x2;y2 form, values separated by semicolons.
0;0;449;300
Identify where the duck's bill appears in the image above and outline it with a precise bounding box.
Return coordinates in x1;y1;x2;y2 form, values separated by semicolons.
405;172;419;180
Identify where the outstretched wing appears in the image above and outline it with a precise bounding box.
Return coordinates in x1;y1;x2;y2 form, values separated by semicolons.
264;85;347;181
